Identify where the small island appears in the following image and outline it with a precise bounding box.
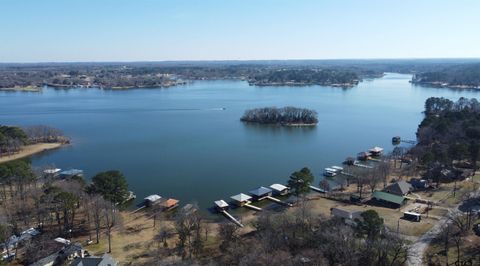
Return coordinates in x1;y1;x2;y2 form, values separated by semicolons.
240;107;318;126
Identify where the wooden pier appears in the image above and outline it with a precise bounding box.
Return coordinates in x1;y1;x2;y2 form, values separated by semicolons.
130;205;146;214
266;196;293;207
309;185;326;193
353;162;373;169
244;203;262;211
220;210;244;227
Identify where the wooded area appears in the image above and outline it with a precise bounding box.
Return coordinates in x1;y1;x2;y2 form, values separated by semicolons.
240;107;318;125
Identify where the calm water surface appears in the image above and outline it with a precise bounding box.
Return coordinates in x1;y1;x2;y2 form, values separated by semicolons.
0;73;477;209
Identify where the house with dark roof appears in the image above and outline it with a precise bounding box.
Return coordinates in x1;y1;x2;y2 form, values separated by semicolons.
372;191;406;208
70;254;117;266
383;180;412;196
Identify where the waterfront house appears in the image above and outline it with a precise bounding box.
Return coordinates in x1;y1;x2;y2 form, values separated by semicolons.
383;180;412;196
269;184;289;196
231;193;252;206
249;186;272;201
372;191;406;208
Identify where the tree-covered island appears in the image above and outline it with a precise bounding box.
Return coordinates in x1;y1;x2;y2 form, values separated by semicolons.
240;107;318;126
248;69;360;87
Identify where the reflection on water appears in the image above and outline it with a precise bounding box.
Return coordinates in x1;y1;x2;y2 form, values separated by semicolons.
242;122;317;136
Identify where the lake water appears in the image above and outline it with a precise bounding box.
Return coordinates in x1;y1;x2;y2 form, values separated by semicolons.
0;73;477;209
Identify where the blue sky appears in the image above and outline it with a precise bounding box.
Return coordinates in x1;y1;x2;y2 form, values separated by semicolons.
1;0;479;62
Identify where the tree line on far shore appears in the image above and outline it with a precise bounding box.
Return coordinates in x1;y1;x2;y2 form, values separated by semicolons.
240;107;318;125
249;69;359;86
0;125;67;157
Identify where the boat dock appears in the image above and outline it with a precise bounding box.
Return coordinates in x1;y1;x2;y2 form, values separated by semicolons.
244;203;262;211
130;205;146;214
353;162;373;169
220;210;244;227
266;196;293;207
309;185;326;193
214;200;244;227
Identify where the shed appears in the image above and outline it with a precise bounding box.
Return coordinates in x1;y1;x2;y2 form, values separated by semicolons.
269;184;289;196
249;187;272;200
383;180;412;196
372;191;406;208
231;193;252;206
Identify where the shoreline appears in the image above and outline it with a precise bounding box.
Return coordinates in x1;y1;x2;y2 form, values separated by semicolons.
241;121;317;127
0;142;64;163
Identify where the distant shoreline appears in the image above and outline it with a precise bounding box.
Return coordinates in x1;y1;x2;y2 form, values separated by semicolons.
0;142;64;163
248;81;358;88
0;86;41;92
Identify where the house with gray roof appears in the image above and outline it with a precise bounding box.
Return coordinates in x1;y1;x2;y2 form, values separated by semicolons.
70;254;117;266
382;180;412;196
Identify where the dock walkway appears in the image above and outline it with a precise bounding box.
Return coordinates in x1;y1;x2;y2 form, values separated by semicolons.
309;185;326;193
221;210;244;227
244;203;262;211
266;196;293;207
353;162;373;169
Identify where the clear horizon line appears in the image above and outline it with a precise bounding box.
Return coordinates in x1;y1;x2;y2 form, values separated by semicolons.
2;57;480;64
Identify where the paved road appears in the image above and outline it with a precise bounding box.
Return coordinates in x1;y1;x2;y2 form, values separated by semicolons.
407;179;480;266
407;214;450;266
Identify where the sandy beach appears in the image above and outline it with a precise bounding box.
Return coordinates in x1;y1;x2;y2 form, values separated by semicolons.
0;142;63;163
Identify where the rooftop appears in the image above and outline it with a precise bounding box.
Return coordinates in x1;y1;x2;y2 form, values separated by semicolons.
144;194;161;202
161;198;179;208
249;186;272;196
383;180;412;196
231;193;252;202
270;183;288;191
372;191;405;205
369;146;384;153
214;200;229;208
